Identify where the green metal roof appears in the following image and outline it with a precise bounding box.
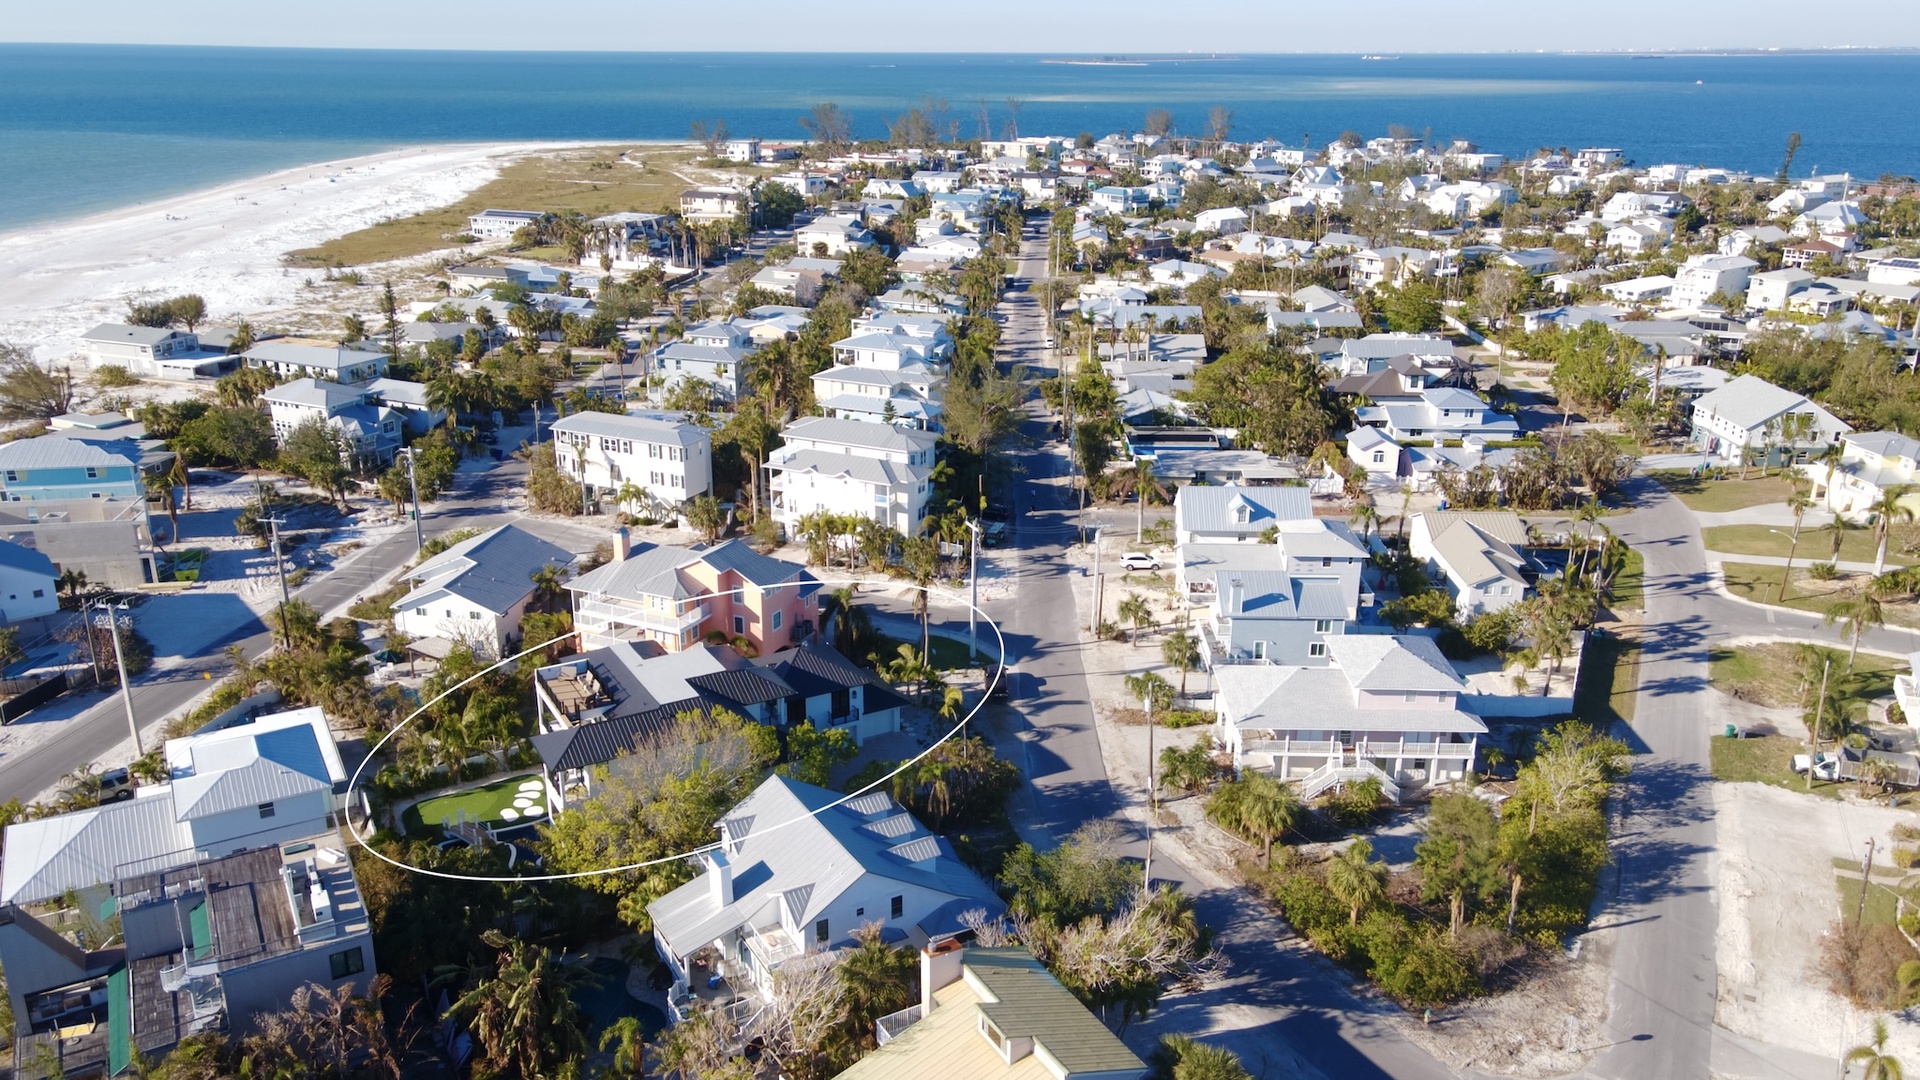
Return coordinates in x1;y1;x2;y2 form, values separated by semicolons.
967;948;1146;1077
107;967;130;1076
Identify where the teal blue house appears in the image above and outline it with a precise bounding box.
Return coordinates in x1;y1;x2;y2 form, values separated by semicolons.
0;435;149;502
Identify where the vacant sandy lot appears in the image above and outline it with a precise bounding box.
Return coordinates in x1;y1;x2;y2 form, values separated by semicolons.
1715;781;1920;1061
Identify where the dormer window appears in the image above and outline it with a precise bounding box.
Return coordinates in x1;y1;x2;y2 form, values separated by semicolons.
1234;504;1250;524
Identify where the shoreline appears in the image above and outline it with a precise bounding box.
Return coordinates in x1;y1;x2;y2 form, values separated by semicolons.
0;140;650;361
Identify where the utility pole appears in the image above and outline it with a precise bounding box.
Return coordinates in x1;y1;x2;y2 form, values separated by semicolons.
1143;687;1156;892
1810;658;1831;792
966;519;981;664
265;515;291;649
1857;836;1877;929
97;599;142;757
400;447;423;556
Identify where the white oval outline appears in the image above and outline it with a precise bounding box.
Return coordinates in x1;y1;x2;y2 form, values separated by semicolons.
346;579;1008;884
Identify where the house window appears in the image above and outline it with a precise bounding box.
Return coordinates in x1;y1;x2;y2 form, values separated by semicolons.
1372;451;1385;464
32;589;42;598
831;688;851;718
891;895;904;919
2;471;14;482
1309;642;1328;658
328;947;365;980
415;607;427;617
733;615;746;635
258;802;276;819
1322;557;1333;567
1252;641;1268;660
1234;505;1250;524
470;611;482;621
1315;619;1334;633
1405;692;1419;702
609;464;622;482
85;467;98;479
815;919;829;944
771;610;783;631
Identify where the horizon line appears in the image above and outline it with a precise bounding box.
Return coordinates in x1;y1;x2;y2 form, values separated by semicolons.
3;41;1918;57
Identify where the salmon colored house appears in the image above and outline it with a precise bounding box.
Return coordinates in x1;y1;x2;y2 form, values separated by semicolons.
564;530;819;655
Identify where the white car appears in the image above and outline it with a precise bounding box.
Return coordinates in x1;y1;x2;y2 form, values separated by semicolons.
1121;552;1161;571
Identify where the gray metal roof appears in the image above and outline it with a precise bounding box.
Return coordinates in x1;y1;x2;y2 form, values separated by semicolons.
1325;634;1466;691
243;342;389;371
1219;571;1348;619
1;794;188;904
82;323;187;346
552;411;710;448
782;415;937;453
699;538;806;588
397;524;572;615
767;448;911;487
1691;373;1823;431
0;433;144;472
647;775;1003;957
263;378;366;411
170;724;333;819
565;541;704;603
1174;485;1313;536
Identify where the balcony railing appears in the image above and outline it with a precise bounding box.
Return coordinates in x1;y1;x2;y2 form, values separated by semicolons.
577;597;710;634
743;924;804;972
1243;737;1475;761
875;1004;925;1045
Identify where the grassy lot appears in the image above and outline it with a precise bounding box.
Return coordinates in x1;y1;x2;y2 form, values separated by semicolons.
1710;734;1843;798
1607;547;1646;611
1707;642;1897;720
1649;471;1800;513
1837;873;1903;926
1574;630;1641;728
873;631;994;671
1703;524;1913;567
403;773;545;837
287;146;706;267
1719;562;1920;629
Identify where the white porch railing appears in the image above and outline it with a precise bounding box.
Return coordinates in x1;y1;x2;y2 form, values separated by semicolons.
1296;757;1402;802
875;1003;925;1045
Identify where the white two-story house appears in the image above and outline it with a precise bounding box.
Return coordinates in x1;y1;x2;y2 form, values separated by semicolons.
1354;387;1520;443
766;417;937;537
654;320;754;402
1812;431;1920;520
1215;634;1486;801
551;412;713;513
261;379;404;468
242;343;389;384
1689;373;1850;466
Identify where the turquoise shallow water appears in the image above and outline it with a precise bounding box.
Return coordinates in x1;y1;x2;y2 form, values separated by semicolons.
2;44;1916;231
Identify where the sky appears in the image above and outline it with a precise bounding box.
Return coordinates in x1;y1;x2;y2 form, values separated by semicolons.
9;0;1920;53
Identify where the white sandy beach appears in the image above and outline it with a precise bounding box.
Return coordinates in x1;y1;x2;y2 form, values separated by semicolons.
0;141;610;362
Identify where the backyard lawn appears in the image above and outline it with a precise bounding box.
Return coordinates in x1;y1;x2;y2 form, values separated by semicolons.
874;631;995;671
1703;524;1914;567
402;773;548;837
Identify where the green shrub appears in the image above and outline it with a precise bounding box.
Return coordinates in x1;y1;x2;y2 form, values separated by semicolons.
92;364;140;388
1894;845;1920;869
1891;700;1907;727
1809;561;1841;581
1363;915;1480;1007
1159;709;1212;729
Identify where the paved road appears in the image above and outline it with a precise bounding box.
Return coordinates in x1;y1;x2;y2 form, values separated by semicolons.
0;443;615;807
986;216;1458;1080
1582;477;1840;1080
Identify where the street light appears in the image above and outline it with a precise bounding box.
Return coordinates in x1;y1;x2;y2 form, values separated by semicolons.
965;520;982;665
92;597;142;757
398;447;424;557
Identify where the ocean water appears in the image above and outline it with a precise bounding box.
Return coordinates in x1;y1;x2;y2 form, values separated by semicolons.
2;44;1917;232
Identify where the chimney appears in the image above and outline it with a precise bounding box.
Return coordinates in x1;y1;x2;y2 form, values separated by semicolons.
707;850;733;909
614;526;632;563
919;941;966;1015
1229;578;1245;614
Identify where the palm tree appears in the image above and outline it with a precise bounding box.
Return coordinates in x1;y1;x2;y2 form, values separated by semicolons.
1826;514;1861;566
1325;838;1389;925
1570;498;1605;581
57;568;88;606
838;924;917;1047
1205;772;1301;865
1162;629;1200;697
1133;457;1163;542
1124;671;1174;715
443;929;597;1079
1845;1018;1905;1080
1780;488;1813;602
902;535;941;656
1869;485;1916;575
1118;593;1154;645
528;564;567;615
1824;590;1886;673
1349;499;1381;548
599;1016;647;1078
